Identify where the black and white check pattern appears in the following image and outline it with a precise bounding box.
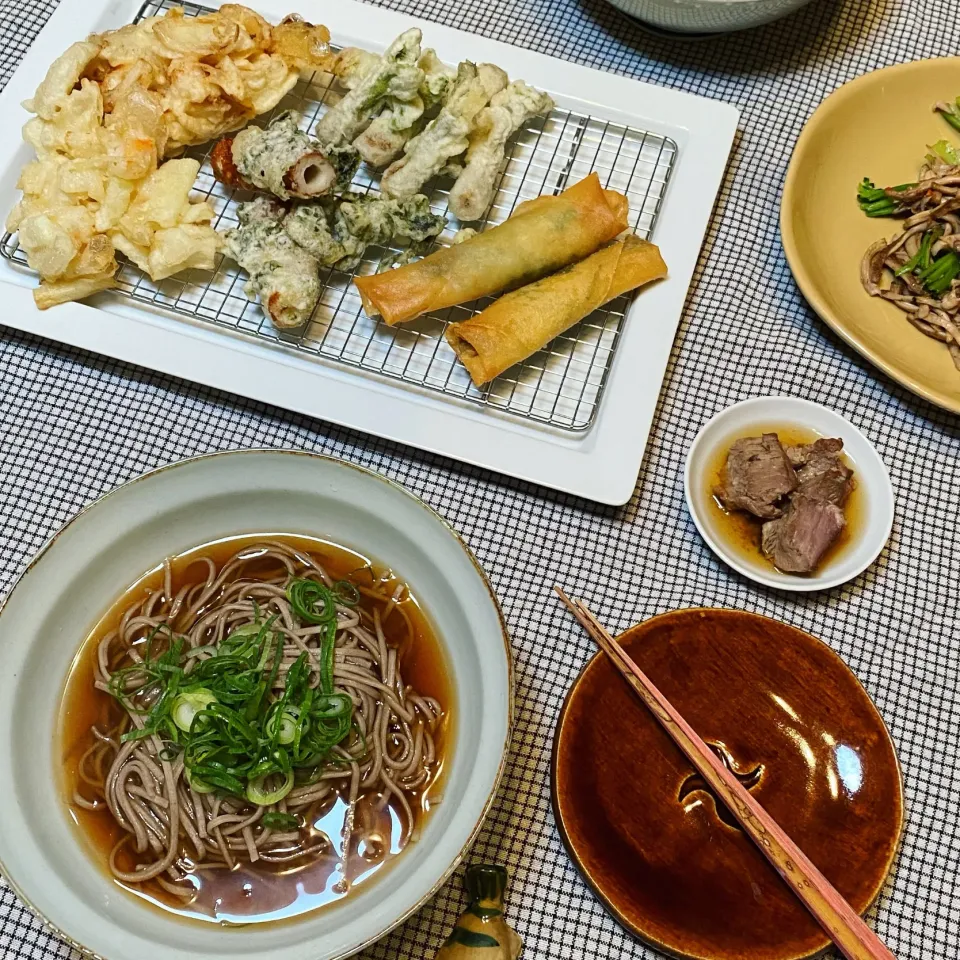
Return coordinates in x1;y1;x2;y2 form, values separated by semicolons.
1;0;958;957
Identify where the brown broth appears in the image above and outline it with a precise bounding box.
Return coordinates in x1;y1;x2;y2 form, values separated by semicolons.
57;534;453;925
706;425;865;575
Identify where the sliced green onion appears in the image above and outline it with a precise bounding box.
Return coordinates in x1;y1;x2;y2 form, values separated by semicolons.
204;701;260;743
287;579;337;625
313;694;353;719
267;705;301;745
223;623;262;642
246;770;295;805
120;725;157;743
172;689;218;733
262;811;300;831
184;766;217;794
247;630;283;720
186;644;218;658
333;580;360;606
188;762;245;796
320;621;336;695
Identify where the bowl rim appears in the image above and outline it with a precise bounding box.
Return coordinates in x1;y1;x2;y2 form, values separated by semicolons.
683;397;894;592
0;448;514;960
780;55;960;415
550;606;905;960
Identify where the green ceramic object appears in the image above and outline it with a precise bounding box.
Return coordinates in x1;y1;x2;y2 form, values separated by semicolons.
434;865;522;959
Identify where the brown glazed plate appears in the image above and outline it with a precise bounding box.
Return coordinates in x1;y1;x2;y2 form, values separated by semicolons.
551;608;903;960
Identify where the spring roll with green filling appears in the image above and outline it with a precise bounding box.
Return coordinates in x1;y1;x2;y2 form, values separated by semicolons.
445;235;667;385
354;172;628;325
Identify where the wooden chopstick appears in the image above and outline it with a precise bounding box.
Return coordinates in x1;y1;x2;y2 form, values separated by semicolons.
555;588;896;960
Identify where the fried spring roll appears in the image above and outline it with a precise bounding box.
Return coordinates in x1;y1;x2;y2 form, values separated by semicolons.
445;235;667;385
353;173;628;325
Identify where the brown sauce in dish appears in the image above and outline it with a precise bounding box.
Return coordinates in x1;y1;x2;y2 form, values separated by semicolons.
706;425;864;575
57;534;453;925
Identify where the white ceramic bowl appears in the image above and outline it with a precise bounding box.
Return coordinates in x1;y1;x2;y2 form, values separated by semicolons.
0;450;512;960
605;0;814;35
684;397;894;591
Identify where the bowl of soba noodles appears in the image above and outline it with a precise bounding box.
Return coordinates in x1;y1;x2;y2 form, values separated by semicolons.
0;450;511;960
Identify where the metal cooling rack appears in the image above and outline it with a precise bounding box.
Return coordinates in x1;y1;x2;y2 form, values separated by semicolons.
0;0;678;431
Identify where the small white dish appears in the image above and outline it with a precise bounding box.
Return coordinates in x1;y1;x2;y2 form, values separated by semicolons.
0;450;512;960
684;397;894;592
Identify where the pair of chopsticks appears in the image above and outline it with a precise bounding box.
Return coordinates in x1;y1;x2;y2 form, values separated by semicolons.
555;588;896;960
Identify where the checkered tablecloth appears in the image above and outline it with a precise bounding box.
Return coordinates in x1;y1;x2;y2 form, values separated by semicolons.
1;0;958;957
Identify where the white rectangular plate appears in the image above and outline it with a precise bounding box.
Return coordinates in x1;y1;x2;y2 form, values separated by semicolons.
0;0;738;504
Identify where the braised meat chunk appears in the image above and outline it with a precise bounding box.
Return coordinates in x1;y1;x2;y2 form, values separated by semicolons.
712;431;855;576
785;436;843;466
786;438;854;506
761;494;846;574
714;433;798;519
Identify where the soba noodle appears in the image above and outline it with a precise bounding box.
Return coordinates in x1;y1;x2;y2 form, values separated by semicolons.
70;540;444;904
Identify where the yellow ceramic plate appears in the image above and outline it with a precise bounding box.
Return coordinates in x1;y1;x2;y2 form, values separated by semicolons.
781;57;960;413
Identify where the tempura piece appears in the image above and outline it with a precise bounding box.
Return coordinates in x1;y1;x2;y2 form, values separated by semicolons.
446;235;667;385
116;159;212;249
353;49;458;168
10;4;336;307
224;196;320;328
209;137;249;190
380;61;507;200
354;172;628;325
353;98;425;168
339;193;445;246
285;193;445;269
9;56;217;307
315;29;424;146
87;5;334;154
334;46;379;88
419;50;458;106
283;204;345;263
452;226;478;244
33;274;118;310
111;158;220;280
449;81;554;221
24;40;101;120
226;111;358;200
270;15;335;72
477;63;509;99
